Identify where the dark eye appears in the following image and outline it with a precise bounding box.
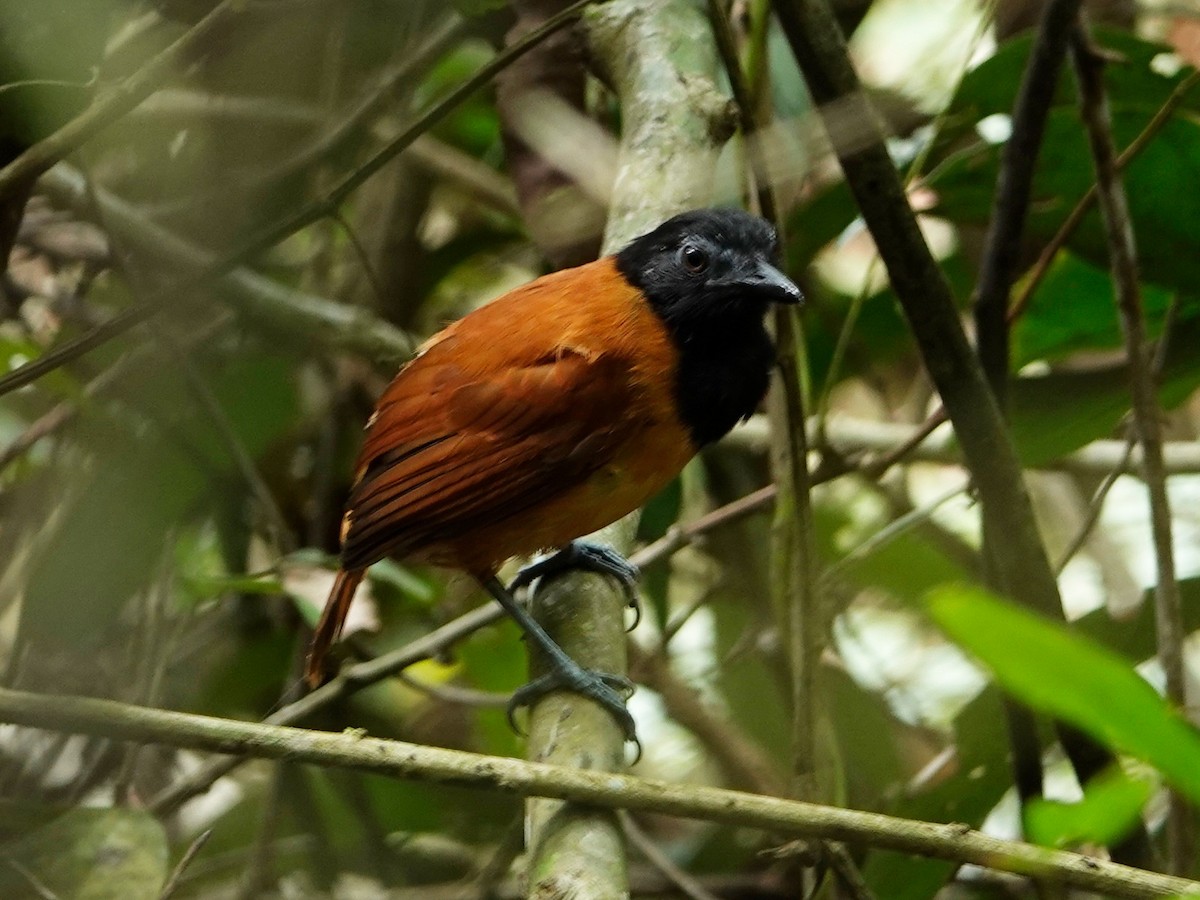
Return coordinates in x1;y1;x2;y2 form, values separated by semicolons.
680;243;708;273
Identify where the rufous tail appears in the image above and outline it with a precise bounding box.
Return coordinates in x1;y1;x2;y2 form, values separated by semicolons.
304;568;363;688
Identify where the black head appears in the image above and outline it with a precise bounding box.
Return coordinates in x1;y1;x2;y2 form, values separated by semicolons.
614;208;802;328
615;209;803;447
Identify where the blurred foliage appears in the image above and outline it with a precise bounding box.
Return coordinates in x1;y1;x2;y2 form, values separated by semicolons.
0;1;1198;898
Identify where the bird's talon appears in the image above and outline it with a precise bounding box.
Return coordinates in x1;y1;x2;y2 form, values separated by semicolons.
507;668;638;743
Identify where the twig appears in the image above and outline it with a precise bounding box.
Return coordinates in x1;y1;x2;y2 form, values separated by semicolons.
1069;22;1191;873
972;0;1083;405
0;316;230;475
1;688;1197;899
706;0;777;220
1053;436;1136;574
398;673;509;708
824;841;878;900
3;858;57;900
0;0;245;203
636;414;1200;575
631;484;777;570
405;135;520;217
620;810;723;900
629;642;787;797
158;829;212;900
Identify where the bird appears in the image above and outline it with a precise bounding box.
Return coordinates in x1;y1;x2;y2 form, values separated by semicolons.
304;207;802;739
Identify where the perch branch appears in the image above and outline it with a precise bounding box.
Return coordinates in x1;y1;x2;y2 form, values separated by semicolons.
0;688;1195;900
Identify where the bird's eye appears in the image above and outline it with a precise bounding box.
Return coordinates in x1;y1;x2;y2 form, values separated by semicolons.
680;243;708;274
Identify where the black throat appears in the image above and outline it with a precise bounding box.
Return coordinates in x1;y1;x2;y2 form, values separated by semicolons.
616;257;775;447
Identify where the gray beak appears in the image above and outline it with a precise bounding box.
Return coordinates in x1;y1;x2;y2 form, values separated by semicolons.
743;261;804;305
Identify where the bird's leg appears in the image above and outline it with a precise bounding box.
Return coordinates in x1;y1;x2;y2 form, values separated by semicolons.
480;575;637;742
510;540;642;629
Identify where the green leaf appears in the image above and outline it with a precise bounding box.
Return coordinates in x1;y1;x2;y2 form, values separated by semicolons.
0;808;167;900
1026;766;1154;848
1007;313;1200;465
1013;252;1175;367
925;584;1200;803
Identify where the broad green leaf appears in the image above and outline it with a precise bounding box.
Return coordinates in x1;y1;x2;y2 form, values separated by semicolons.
0;808;167;900
925;584;1200;803
1007;314;1200;465
932;112;1200;296
1013;252;1176;367
1026;766;1154;849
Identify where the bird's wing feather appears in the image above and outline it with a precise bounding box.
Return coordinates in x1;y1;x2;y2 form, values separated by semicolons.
339;346;636;571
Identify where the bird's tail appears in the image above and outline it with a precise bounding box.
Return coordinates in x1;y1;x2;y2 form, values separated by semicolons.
304;568;363;688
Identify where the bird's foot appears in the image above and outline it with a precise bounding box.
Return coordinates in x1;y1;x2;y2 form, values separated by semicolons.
510;540;642;628
508;662;638;743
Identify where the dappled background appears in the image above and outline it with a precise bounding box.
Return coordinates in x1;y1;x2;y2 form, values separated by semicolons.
1;0;1200;897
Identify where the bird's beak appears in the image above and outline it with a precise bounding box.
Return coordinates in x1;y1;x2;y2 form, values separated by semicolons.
741;261;804;305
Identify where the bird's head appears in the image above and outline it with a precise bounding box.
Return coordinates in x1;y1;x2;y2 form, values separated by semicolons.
614;208;802;329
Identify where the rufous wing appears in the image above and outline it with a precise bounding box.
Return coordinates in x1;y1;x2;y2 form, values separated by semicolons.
339;347;638;573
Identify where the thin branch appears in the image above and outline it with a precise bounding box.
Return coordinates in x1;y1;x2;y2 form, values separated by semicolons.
972;0;1083;405
0;0;245;203
157;328;298;553
1069;22;1191;873
45;165;413;359
1054;436;1135;574
157;828;212;900
620;810;723;900
0;688;1197;899
824;841;878;900
629;642;787;797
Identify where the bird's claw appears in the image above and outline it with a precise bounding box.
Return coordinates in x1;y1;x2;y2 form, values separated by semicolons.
510;540;642;629
507;667;638;744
